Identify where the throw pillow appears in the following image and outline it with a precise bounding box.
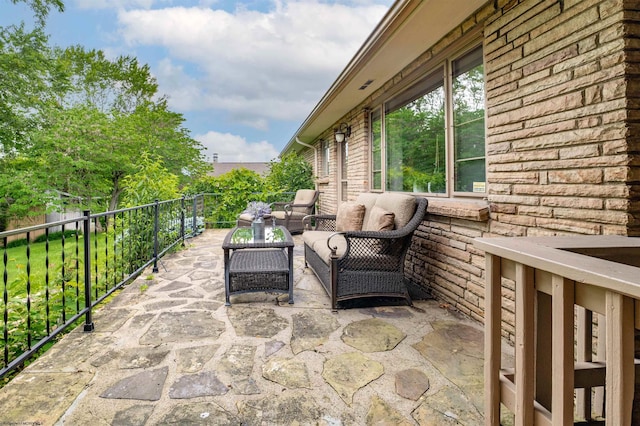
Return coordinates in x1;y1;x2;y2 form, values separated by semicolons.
364;205;395;232
335;202;366;232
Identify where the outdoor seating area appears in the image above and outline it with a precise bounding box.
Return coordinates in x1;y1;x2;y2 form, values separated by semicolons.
5;0;640;423
302;192;428;310
0;228;501;425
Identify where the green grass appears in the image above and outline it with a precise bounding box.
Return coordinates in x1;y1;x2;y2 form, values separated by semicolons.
1;233;120;372
3;234;85;296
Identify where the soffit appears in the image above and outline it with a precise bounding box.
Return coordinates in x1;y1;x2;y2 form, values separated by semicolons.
284;0;487;153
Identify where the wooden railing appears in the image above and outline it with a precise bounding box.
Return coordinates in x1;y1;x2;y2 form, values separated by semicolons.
475;236;640;425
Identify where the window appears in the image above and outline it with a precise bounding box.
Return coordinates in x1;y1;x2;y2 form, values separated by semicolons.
321;140;330;177
370;45;485;196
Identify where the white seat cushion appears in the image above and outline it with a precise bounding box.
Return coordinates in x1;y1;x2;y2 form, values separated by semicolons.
312;234;347;263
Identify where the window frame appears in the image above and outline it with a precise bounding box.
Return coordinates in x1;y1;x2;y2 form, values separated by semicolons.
369;42;486;198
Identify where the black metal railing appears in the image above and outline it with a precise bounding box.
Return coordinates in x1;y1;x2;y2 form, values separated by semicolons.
0;190;298;379
0;195;205;379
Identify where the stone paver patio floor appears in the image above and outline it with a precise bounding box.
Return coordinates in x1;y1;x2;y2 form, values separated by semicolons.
0;229;513;425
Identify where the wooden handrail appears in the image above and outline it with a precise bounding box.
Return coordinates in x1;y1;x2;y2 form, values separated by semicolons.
475;236;640;425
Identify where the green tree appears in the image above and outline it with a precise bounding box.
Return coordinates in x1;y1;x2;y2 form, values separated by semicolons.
0;2;65;226
0;157;52;229
121;153;180;207
7;0;64;25
265;152;314;194
0;24;58;153
27;101;207;213
54;46;158;114
6;45;209;215
188;169;265;227
116;99;209;189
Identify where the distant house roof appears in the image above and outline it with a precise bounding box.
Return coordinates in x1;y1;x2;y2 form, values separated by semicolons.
208;162;270;177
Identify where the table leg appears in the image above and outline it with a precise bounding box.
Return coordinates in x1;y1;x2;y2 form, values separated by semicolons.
224;248;231;306
288;246;294;304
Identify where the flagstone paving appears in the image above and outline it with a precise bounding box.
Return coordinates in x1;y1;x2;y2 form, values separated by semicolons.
0;229;514;425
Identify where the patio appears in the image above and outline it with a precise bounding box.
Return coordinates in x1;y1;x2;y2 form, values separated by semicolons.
0;229;512;425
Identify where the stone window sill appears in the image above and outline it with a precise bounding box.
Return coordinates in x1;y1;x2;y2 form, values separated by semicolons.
425;198;489;222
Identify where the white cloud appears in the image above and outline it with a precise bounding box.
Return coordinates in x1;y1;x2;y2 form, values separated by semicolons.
116;1;389;125
196;130;280;162
73;0;153;10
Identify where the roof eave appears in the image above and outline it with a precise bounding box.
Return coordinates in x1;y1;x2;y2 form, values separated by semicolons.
282;0;487;155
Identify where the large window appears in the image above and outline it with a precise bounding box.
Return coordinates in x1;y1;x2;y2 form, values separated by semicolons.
370;45;485;196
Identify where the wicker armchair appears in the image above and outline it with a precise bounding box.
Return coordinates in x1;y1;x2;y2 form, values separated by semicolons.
270;189;319;234
302;195;428;310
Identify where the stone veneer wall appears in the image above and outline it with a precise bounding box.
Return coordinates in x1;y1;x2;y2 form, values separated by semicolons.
627;0;640;225
301;0;638;342
485;0;636;238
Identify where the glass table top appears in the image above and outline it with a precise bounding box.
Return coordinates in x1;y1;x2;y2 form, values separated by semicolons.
229;226;288;245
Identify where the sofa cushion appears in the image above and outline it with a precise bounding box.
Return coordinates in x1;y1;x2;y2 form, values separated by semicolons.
355;192;380;227
374;193;416;229
335;202;366;232
272;210;307;220
302;230;333;249
271;210;287;220
313;233;347;263
363;206;395;232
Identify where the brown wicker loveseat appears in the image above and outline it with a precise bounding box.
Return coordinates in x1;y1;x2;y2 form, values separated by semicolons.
302;193;428;310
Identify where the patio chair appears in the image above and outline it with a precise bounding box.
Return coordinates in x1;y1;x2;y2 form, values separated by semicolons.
270;189;319;234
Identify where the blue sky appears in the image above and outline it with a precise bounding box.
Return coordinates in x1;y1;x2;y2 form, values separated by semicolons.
1;0;393;162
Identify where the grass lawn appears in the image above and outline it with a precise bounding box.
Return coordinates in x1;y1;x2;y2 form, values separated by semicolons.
1;233;120;364
4;235;86;297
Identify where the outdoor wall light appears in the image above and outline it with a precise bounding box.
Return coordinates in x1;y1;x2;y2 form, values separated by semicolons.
334;123;351;143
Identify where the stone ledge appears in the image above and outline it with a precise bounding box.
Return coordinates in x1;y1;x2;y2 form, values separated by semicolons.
426;198;490;222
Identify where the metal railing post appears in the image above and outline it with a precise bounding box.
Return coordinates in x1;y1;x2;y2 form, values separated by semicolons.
153;199;159;273
192;196;198;235
181;196;186;245
83;210;94;332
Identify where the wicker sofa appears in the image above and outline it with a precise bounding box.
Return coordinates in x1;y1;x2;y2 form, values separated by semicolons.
302;193;428;310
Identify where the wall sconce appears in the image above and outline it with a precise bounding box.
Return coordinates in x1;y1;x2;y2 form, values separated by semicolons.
334;123;351;143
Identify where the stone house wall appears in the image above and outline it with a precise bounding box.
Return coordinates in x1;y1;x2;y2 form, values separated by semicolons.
486;0;636;238
298;0;638;342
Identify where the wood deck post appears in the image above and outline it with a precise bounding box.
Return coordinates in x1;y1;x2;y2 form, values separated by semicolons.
484;253;502;426
515;263;535;425
551;275;575;425
605;291;634;425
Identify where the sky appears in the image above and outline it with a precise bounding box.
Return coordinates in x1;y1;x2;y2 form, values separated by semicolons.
1;0;393;163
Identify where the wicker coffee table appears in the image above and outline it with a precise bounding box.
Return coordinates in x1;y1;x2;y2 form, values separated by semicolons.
222;225;294;306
